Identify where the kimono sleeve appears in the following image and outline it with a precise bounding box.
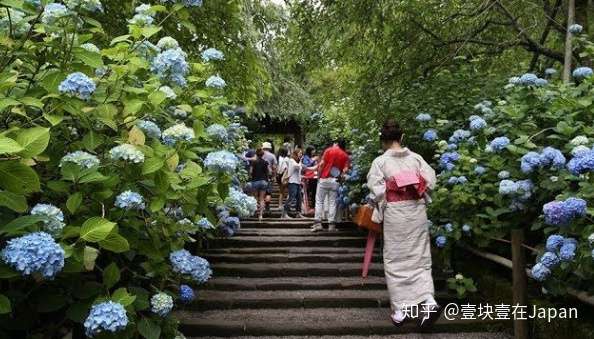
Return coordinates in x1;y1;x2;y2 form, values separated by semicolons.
366;157;386;204
417;155;437;190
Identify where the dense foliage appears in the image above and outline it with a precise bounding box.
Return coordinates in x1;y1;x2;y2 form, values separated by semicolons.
0;1;254;338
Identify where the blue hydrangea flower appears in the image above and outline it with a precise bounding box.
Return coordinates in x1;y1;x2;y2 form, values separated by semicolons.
423;129;438;142
499;180;519;195
540;147;566;170
201;48;224;62
544;68;557;76
487;137;510;152
435;236;447;248
80;43;100;53
30;203;65;236
109;144;144;163
520;152;542;173
531;263;551;282
157;36;179;50
0;9;31;36
162;123;195;146
58;72;96;100
134;41;160;60
83;301;128;337
179;284;195;304
567;150;594;175
469;117;487;131
65;0;103;12
150;293;173;317
571;145;590;157
508;76;520;85
543;198;586;226
169;249;212;283
1;232;64;278
206;75;226;89
159;85;177;99
570;135;589;146
462;224;471;233
449;129;471;144
516;179;534;201
115;191;145;210
136;120;161;139
539;252;560;269
169;106;188;119
224;187;257;218
196;217;214;229
446;143;457;150
474;165;486;175
439;151;460;170
519;73;538;86
60;150;100;168
559;239;577;262
129;4;154;26
573;67;593;80
444;223;453;232
206;124;229;142
534;78;548;87
151;48;189;86
497;171;510;179
569;24;583;34
41;3;69;25
545;234;565;252
415;113;432;122
204;150;239;173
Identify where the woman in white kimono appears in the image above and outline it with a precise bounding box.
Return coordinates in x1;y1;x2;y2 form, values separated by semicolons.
367;119;439;327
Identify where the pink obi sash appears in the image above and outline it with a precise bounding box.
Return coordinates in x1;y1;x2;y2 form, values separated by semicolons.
385;170;427;202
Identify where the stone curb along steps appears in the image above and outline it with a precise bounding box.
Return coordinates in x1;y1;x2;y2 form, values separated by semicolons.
177;185;511;337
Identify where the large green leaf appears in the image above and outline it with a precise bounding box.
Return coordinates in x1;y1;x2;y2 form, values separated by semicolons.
0;294;11;314
0;215;46;235
0;191;27;212
103;263;120;289
66;192;83;213
83;246;99;271
0;136;23;154
99;232;130;253
142;157;164;175
138;317;161;339
15;127;50;158
41;70;67;94
73;48;104;68
0;161;40;194
80;217;116;242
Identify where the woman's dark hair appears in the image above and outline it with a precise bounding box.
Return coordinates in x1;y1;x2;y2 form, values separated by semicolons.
256;148;264;158
278;147;288;157
380;119;403;142
305;146;315;157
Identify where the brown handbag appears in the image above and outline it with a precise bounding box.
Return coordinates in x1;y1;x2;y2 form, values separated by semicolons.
354;204;382;233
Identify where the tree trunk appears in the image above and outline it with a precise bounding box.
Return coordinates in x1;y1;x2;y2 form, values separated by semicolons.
564;0;576;83
511;229;529;339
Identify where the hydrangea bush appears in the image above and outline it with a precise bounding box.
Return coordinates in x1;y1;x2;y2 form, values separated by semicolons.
0;1;249;337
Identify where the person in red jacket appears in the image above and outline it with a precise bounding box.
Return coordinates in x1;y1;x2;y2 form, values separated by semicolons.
311;139;349;232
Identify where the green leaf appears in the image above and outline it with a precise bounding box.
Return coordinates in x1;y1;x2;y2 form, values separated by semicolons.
83;130;103;151
66;192;83;213
15;127;50;158
112;288;136;306
80;217;116;242
41;70;67;94
141;26;162;38
110;34;131;45
148;90;166;106
0;294;11;314
19;97;44;108
123;99;144;115
142;157;164;175
0;135;23;154
0;215;45;235
99;232;130;253
103;263;120;289
138;317;161;339
83;246;99;271
0;98;20;111
0;263;18;278
0;191;27;212
73;48;104;68
0;161;39;194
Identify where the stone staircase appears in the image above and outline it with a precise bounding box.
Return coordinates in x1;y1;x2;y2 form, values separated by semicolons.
177;215;511;337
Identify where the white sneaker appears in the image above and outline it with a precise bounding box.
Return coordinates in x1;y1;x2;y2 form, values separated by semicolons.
311;223;324;232
328;223;337;232
390;310;407;326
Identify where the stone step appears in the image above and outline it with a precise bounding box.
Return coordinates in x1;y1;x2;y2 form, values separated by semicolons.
205;246;381;255
189;290;457;311
204;252;381;264
213;236;366;248
177;308;511;336
212;262;385;278
202;276;387;291
235;228;364;237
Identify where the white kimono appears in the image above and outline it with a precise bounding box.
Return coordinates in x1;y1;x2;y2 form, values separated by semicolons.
367;148;437;310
